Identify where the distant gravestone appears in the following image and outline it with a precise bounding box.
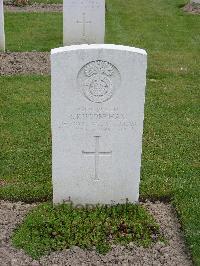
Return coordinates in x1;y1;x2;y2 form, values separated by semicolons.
0;0;5;51
51;44;147;205
63;0;105;45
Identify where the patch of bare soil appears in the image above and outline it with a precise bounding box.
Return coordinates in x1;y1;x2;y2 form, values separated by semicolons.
183;3;200;14
4;3;62;12
0;52;50;76
0;200;192;266
0;180;8;187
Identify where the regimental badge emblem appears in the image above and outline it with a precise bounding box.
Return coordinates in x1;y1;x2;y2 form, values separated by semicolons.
78;60;121;103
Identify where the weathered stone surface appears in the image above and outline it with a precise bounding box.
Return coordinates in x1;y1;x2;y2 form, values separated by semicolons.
51;44;147;205
0;0;5;51
63;0;105;45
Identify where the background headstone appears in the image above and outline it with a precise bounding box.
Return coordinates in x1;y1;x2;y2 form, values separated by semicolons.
63;0;105;45
191;0;200;3
0;0;5;51
51;44;147;205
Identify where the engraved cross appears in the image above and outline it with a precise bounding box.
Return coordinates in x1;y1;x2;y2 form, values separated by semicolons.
82;136;112;181
76;12;92;37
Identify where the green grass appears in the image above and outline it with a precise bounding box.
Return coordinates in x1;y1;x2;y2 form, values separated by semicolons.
0;76;51;202
106;0;200;52
12;203;162;258
141;74;199;199
1;0;200;264
5;13;62;52
142;74;200;265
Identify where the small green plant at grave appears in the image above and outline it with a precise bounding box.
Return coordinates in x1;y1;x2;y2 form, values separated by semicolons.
12;202;163;259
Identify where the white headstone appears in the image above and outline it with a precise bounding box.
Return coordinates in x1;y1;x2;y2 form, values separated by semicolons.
0;0;5;51
191;0;200;3
51;44;147;205
63;0;105;45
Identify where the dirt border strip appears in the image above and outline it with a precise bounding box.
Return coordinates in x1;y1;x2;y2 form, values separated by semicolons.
183;3;200;14
4;3;62;13
0;200;192;266
0;52;50;76
4;2;200;14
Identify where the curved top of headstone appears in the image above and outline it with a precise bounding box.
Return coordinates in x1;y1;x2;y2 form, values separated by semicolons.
51;44;147;56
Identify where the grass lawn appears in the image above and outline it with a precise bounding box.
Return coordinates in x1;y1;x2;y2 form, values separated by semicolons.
5;13;62;51
0;76;51;201
1;0;200;264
